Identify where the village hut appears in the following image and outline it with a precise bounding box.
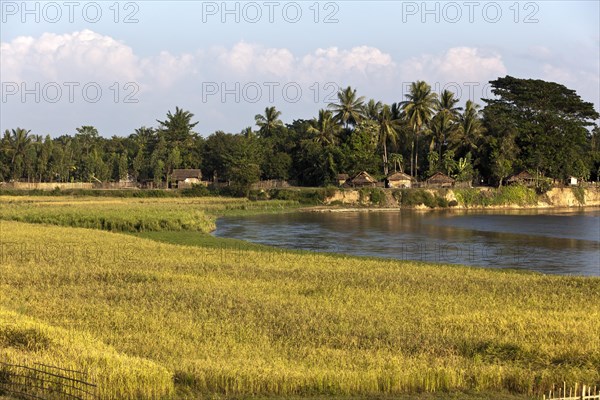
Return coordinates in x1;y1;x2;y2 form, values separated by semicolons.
506;171;535;187
349;171;378;188
386;172;414;189
337;174;350;187
426;172;455;188
171;169;204;188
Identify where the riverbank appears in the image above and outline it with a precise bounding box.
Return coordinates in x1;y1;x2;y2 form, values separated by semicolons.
322;186;600;209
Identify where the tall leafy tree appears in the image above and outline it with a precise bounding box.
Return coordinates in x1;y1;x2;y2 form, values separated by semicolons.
5;128;32;180
308;109;339;146
482;76;599;181
156;107;199;146
389;153;404;173
328;86;366;129
401;81;438;178
449;100;485;159
255;106;283;138
429;90;461;157
378;105;401;175
364;99;383;121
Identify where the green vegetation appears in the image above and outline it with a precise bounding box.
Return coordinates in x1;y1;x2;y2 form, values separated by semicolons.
454;186;538;207
2;77;599;192
392;189;450;208
0;196;297;233
572;186;586;205
358;188;386;206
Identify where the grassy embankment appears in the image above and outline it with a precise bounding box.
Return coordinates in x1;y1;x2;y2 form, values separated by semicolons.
0;196;599;399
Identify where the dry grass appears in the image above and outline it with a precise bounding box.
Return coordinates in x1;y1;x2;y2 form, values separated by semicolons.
0;197;598;399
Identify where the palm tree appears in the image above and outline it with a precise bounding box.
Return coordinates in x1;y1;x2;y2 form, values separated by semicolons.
429;111;455;160
328;86;366;129
156;107;199;147
448;100;485;158
391;102;402;120
5;128;32;180
378;105;400;175
308;109;339;146
389;153;404;173
437;90;462;117
8;128;32;165
255;106;283;137
75;126;100;157
364;99;383;121
241;127;254;138
430;89;462;157
401;81;438;178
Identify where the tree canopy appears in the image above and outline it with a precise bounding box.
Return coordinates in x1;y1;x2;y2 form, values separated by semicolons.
1;77;598;189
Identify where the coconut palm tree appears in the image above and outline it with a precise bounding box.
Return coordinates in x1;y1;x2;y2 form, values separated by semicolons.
448;100;485;158
328;86;366;129
401;81;438;178
378;105;401;175
255;106;283;137
364;99;383;121
156;107;198;146
437;90;462;117
7;128;32;165
429;110;456;160
308;109;339;146
4;128;32;180
389;153;404;173
429;89;462;156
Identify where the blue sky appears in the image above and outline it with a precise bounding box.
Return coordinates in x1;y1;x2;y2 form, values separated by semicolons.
1;1;599;137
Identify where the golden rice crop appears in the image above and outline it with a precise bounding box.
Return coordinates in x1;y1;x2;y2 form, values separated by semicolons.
0;197;598;399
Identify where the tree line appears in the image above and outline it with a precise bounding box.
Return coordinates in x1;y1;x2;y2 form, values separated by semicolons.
2;76;599;193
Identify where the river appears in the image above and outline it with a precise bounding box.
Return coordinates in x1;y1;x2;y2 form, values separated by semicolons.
214;208;600;276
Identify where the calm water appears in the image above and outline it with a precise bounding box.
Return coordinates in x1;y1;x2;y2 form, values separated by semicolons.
214;209;600;276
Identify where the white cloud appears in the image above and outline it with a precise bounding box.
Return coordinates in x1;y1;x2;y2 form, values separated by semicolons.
214;41;295;77
542;64;573;83
400;47;507;83
300;46;395;79
0;30;198;91
140;51;196;89
1;30;141;83
211;42;395;83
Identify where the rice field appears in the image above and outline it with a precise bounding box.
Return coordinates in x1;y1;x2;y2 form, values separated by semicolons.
0;196;296;233
0;196;599;399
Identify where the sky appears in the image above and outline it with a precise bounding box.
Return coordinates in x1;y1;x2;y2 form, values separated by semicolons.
1;0;599;137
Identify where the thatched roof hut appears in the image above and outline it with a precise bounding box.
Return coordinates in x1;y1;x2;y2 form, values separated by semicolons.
172;169;203;188
350;171;378;188
426;172;455;187
386;172;414;188
507;171;535;186
337;174;350;186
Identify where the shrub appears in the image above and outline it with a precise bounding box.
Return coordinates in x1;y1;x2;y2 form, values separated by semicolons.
369;188;386;206
436;196;449;208
399;189;436;208
535;179;553;195
455;186;538;207
180;184;212;197
357;188;386;206
571;186;586;205
247;190;269;201
323;185;339;198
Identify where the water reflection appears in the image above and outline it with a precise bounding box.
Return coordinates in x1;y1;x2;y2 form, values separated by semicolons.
214;209;600;276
